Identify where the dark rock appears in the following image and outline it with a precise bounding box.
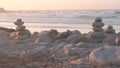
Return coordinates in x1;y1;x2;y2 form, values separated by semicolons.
95;17;102;22
47;29;58;40
104;25;115;34
92;27;103;32
107;25;113;29
14;19;24;26
71;30;81;34
32;32;40;38
87;31;105;43
67;34;88;44
103;34;117;45
55;30;72;39
35;35;52;46
92;22;104;28
90;32;105;38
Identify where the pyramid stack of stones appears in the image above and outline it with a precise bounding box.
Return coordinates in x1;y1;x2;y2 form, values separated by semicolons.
10;19;31;40
104;25;115;34
88;18;105;43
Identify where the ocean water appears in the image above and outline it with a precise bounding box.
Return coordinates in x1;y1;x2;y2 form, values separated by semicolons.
0;10;120;33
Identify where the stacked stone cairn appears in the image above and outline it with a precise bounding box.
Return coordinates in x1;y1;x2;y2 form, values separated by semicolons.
87;17;105;43
104;25;115;35
10;19;31;40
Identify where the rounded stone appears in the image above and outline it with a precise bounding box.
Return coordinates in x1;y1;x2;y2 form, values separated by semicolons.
35;35;52;46
90;32;105;38
55;30;72;39
89;46;120;66
92;27;103;32
16;25;26;31
67;34;88;44
107;25;113;29
71;30;81;34
104;29;115;34
47;29;58;39
14;19;24;26
104;25;115;34
32;32;40;38
95;17;102;22
92;22;104;27
103;34;117;45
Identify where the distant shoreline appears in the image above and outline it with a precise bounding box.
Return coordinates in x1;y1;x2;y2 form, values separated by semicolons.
4;9;120;12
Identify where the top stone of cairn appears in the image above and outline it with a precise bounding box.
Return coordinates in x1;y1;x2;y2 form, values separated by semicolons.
95;17;102;22
14;19;24;26
107;25;113;29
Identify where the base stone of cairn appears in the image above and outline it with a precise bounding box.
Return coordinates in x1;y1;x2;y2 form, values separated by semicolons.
87;18;105;43
10;19;31;40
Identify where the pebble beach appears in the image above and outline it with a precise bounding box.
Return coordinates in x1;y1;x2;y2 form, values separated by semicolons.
0;17;120;68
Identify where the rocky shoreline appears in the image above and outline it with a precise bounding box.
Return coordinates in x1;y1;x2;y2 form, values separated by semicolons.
0;18;120;68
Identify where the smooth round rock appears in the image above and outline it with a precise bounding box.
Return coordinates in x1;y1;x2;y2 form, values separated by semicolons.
90;32;105;38
95;17;102;22
104;29;115;34
35;35;52;46
47;29;58;39
67;34;88;44
32;32;40;38
107;25;113;29
89;46;120;66
103;34;117;45
93;27;103;32
92;22;104;27
55;30;71;39
71;30;81;34
16;26;26;31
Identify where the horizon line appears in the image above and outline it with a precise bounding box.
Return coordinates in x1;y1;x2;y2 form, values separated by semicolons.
6;8;120;11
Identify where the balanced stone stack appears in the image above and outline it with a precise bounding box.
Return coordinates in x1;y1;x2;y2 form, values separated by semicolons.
10;19;31;40
88;18;105;43
104;25;115;34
